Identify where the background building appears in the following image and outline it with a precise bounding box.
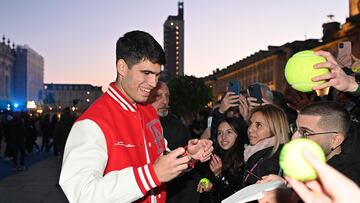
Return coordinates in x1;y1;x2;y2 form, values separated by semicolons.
12;45;44;109
42;83;102;112
0;36;15;110
204;0;360;101
162;1;184;81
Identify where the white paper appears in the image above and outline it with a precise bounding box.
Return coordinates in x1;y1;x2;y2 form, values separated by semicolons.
222;180;285;203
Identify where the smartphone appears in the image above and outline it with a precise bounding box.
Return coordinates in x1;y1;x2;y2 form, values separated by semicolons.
228;80;241;95
337;41;352;68
248;83;263;104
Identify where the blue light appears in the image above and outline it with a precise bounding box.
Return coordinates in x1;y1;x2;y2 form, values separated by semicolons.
14;103;19;108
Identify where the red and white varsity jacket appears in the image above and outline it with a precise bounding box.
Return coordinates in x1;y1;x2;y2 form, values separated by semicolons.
59;83;166;203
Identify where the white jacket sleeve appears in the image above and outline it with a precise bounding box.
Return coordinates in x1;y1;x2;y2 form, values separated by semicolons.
59;119;144;203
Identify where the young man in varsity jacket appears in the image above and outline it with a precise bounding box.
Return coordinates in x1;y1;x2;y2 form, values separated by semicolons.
59;30;213;203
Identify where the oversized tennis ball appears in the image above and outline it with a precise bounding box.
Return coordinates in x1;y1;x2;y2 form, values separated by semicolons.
285;50;329;92
199;178;210;189
279;138;326;181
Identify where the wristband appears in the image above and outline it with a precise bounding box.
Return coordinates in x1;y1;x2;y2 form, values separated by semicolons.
183;146;198;169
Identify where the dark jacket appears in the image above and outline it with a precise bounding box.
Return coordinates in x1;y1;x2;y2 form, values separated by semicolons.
160;113;189;150
198;160;243;203
242;146;283;188
328;153;360;186
160;113;200;203
328;121;360;186
212;166;243;202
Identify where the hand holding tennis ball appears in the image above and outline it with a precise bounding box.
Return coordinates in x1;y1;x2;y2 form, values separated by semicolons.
197;178;212;193
279;138;326;181
285;50;329;92
199;178;210;189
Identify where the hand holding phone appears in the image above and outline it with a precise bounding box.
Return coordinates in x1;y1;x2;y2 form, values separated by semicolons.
337;41;352;68
248;83;263;104
228;80;241;95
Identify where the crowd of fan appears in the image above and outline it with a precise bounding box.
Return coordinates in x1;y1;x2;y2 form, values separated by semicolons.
149;51;360;203
0;107;75;172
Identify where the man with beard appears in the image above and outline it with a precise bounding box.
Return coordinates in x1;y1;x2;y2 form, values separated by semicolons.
149;81;200;203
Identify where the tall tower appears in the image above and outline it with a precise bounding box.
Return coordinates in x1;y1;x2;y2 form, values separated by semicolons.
163;1;184;82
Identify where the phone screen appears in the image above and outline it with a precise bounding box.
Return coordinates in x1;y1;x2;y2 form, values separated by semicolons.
248;84;263;103
337;41;352;68
228;80;241;95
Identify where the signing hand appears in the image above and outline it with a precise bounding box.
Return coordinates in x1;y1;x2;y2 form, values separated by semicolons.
153;147;190;182
187;139;213;162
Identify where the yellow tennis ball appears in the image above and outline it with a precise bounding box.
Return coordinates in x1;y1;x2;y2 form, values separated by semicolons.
199;178;210;189
285;50;329;92
279;138;326;181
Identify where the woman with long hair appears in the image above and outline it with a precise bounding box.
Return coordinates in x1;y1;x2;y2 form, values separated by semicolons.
198;117;247;202
242;104;290;187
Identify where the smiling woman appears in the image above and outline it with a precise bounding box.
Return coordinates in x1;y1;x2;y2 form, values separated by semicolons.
242;104;290;188
197;117;247;202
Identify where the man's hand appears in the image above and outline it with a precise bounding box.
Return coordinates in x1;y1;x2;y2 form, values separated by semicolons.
153;147;190;182
187;139;213;162
312;50;358;93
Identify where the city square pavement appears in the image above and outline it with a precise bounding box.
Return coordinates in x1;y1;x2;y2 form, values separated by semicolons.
0;156;68;203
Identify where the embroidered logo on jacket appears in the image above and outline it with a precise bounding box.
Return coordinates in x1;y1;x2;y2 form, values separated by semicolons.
114;141;135;148
146;119;164;154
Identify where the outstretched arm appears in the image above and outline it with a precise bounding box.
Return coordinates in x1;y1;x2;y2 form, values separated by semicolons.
286;150;360;203
312;50;359;93
186;138;213;162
